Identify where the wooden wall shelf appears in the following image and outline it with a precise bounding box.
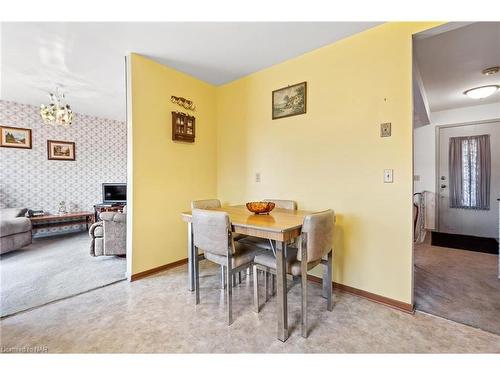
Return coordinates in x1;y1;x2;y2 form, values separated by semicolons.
172;111;195;143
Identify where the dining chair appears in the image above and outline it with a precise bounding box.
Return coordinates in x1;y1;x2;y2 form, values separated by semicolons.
191;199;221;210
191;199;225;288
192;209;262;325
252;209;335;338
191;199;247;243
191;199;248;287
238;199;298;296
238;199;298;251
264;199;298;210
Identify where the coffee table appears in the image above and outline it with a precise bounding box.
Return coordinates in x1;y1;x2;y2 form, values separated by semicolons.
30;212;94;233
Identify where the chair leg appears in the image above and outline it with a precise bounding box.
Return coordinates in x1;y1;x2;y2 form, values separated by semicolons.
227;263;233;325
326;250;333;312
238;271;242;284
271;274;276;296
253;265;259;313
322;262;328;299
194;246;200;305
232;273;237;287
300;236;308;338
220;265;225;290
265;270;270;302
301;274;307;338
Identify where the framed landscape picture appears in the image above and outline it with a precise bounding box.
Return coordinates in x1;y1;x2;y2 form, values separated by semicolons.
272;81;307;120
0;126;32;149
47;140;76;161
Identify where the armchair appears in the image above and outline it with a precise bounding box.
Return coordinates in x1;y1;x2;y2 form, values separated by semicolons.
89;206;127;257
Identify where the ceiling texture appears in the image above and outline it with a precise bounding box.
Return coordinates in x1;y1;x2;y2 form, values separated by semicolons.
0;22;380;121
414;22;500;113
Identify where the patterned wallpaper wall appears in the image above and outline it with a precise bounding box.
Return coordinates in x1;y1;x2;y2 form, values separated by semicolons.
0;100;127;221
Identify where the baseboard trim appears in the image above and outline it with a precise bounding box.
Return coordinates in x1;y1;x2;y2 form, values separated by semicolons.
130;260;414;313
307;275;414;314
131;258;188;282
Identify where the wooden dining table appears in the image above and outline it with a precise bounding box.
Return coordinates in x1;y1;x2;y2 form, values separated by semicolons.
181;204;319;342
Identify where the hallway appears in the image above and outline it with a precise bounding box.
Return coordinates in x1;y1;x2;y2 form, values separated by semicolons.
414;242;500;335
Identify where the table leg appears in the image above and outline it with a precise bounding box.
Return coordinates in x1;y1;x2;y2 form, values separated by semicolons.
187;222;195;291
276;240;288;342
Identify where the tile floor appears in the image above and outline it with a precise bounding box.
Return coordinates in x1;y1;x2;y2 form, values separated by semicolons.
1;262;499;353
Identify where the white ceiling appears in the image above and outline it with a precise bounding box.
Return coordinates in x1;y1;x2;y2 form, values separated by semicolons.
0;22;380;121
414;22;500;113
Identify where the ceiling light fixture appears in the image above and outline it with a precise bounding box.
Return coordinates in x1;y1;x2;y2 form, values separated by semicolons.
40;88;74;126
463;85;499;100
482;66;500;76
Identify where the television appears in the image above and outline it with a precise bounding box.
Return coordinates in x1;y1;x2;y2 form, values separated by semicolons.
102;183;127;204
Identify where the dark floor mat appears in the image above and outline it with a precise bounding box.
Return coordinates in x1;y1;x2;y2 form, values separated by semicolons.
431;232;499;254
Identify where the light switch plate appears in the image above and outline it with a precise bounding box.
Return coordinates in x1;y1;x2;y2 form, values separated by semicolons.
384;169;393;183
380;122;391;137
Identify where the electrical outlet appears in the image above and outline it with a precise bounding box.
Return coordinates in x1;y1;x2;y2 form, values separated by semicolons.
380;122;391;137
384;169;393;183
255;172;261;183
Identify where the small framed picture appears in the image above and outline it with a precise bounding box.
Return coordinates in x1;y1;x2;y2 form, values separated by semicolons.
47;140;76;161
0;126;32;149
272;81;307;120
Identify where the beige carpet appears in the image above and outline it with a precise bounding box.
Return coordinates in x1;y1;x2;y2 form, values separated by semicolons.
0;232;126;317
414;242;500;335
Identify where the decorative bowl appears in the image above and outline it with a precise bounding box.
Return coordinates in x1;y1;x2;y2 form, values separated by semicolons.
246;201;275;215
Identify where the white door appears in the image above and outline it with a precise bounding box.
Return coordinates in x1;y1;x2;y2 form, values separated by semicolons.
438;122;500;238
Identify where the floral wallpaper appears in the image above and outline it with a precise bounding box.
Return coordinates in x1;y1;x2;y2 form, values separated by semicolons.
0;100;126;235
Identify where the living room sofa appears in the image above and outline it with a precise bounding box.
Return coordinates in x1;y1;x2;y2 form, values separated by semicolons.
0;208;32;254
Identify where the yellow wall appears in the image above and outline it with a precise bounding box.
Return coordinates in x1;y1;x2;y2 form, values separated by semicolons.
216;23;441;304
129;23;441;303
129;54;217;275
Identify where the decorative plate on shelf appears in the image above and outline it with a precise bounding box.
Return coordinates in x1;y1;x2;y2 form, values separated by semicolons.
246;201;275;215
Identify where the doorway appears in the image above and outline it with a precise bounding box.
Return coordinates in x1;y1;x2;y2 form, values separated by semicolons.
434;121;500;253
412;22;500;335
0;23;129;318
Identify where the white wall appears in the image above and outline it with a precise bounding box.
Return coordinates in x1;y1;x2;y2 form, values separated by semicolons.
414;102;500;194
414;101;500;238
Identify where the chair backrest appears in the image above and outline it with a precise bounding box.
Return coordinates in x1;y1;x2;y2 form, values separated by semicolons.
263;199;297;210
297;209;335;263
192;209;232;257
191;199;221;210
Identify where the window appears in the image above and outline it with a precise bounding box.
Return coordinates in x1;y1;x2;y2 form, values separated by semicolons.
449;134;491;210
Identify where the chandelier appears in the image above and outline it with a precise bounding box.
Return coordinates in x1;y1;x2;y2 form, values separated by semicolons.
40;88;74;126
